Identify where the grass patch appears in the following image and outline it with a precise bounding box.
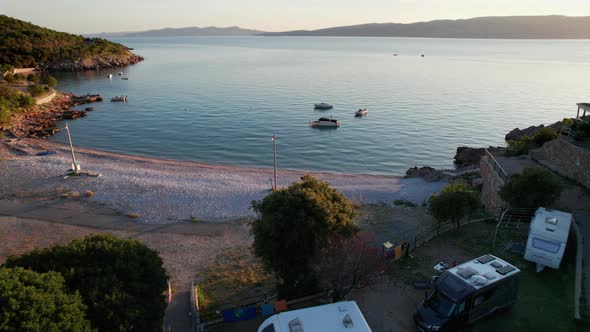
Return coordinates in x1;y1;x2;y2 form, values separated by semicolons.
197;246;276;321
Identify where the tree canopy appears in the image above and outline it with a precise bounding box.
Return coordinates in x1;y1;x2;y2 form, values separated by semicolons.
0;267;92;332
429;182;480;229
4;234;169;332
251;175;358;297
499;167;562;208
0;15;127;68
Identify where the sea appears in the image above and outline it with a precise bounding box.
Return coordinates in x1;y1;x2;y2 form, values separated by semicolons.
48;37;590;175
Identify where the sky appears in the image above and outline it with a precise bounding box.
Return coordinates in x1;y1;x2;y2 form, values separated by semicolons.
2;0;590;34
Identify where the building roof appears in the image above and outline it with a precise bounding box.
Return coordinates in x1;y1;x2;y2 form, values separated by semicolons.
444;255;520;294
529;208;572;242
577;103;590;111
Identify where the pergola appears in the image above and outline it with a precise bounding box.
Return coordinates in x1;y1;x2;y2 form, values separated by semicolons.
576;103;590;118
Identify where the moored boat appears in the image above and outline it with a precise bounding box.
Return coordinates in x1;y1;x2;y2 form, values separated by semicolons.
314;103;333;110
107;74;112;79
310;117;340;128
111;95;128;102
355;108;368;116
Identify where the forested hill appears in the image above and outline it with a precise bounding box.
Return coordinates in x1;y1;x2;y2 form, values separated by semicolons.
0;15;142;71
261;16;590;39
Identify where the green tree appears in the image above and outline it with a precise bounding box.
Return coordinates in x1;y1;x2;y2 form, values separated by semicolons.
429;182;480;230
0;267;93;332
4;235;169;332
499;167;562;208
251;175;358;297
43;75;57;87
28;84;46;97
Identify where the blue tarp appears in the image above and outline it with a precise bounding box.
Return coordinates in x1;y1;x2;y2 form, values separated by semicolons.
222;307;257;322
261;303;274;317
36;151;57;156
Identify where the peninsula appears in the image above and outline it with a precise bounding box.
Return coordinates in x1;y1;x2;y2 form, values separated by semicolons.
0;15;143;71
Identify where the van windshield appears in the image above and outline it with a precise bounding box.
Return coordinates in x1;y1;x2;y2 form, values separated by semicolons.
426;290;456;317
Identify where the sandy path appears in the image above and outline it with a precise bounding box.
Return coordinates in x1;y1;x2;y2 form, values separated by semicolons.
1;138;445;223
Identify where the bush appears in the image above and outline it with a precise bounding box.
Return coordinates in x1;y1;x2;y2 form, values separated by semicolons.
251;175;358;297
429;182;480;229
28;84;46;97
0;267;92;332
506;135;534;156
532;127;557;146
13;73;25;81
26;73;39;83
43;75;57;87
4;234;169;332
499;167;562;208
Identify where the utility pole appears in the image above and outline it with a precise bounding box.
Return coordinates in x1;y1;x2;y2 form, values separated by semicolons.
272;134;277;190
65;123;81;174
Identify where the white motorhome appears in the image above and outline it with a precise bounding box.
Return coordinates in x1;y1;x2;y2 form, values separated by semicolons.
524;207;573;271
257;301;372;332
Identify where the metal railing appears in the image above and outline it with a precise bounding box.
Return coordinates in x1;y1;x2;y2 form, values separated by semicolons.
484;148;509;183
492;207;536;248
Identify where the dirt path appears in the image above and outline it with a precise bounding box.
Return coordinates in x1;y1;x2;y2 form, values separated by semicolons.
0;197;251;332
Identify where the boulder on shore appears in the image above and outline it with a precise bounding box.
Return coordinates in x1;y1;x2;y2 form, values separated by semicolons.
405;166;444;182
454;147;484;167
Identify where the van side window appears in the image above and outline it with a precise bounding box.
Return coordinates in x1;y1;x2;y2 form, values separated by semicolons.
261;323;276;332
456;301;466;314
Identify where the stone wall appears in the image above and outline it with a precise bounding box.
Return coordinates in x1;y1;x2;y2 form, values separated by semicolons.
480;156;507;215
542;137;590;190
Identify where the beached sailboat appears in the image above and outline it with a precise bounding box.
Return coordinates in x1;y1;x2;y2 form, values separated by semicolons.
310;117;341;127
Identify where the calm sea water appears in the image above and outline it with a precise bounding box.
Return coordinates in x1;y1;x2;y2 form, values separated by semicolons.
49;37;590;175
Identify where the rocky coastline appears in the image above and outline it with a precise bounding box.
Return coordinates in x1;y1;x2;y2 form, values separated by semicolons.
43;51;144;72
3;93;102;138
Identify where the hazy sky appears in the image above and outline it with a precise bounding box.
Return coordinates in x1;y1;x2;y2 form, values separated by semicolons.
2;0;590;33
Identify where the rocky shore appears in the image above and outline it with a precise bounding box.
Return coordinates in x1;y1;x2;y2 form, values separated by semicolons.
3;93;102;138
44;51;144;72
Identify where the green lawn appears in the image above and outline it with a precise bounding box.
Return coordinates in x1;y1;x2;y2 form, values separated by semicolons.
388;221;587;332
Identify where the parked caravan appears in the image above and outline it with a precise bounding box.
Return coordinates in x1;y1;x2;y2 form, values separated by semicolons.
524;207;573;271
414;255;520;332
257;301;371;332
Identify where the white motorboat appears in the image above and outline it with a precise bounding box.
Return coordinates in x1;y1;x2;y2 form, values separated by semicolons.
314;103;333;110
355;108;368;116
111;95;128;102
310;117;340;128
118;72;123;76
107;74;112;79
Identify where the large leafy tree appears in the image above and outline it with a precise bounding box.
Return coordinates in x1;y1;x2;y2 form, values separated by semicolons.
499;167;562;208
429;182;480;230
4;235;168;332
251;175;358;297
0;267;92;332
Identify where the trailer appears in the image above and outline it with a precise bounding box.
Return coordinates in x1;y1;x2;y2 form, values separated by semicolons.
257;301;371;332
414;254;520;332
524;207;573;271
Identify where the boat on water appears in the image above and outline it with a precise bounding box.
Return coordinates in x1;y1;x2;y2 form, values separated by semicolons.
314;103;333;110
355;108;368;116
121;77;129;80
310;117;340;128
107;74;112;79
118;72;123;76
111;96;128;102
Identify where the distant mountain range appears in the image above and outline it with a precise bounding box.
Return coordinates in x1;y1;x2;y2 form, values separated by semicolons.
261;16;590;39
88;26;264;38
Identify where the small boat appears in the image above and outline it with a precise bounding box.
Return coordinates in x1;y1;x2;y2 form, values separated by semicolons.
310;117;340;128
355;108;368;116
118;72;123;76
107;74;112;79
121;77;129;80
110;96;127;102
314;103;333;110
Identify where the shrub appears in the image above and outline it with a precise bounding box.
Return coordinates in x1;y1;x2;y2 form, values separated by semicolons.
26;73;39;83
251;175;358;297
28;84;46;97
429;182;480;230
506;135;534;156
43;75;57;87
499;167;562;208
532;127;557;146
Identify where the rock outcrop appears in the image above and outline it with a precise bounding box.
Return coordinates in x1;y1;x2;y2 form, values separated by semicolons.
505;121;562;141
44;51;144;72
405;166;445;182
454;147;485;167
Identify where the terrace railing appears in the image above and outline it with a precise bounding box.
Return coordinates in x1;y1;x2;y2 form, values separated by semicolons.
484;148;509;183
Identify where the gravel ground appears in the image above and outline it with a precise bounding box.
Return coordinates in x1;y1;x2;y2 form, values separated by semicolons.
1;138;445;223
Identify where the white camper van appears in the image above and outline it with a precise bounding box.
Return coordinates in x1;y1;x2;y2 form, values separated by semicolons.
257;301;372;332
524;207;573;271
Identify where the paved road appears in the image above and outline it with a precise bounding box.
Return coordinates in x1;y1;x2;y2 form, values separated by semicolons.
575;210;590;317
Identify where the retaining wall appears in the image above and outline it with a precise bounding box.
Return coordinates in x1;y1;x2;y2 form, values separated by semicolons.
542;137;590;190
480;156;506;215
